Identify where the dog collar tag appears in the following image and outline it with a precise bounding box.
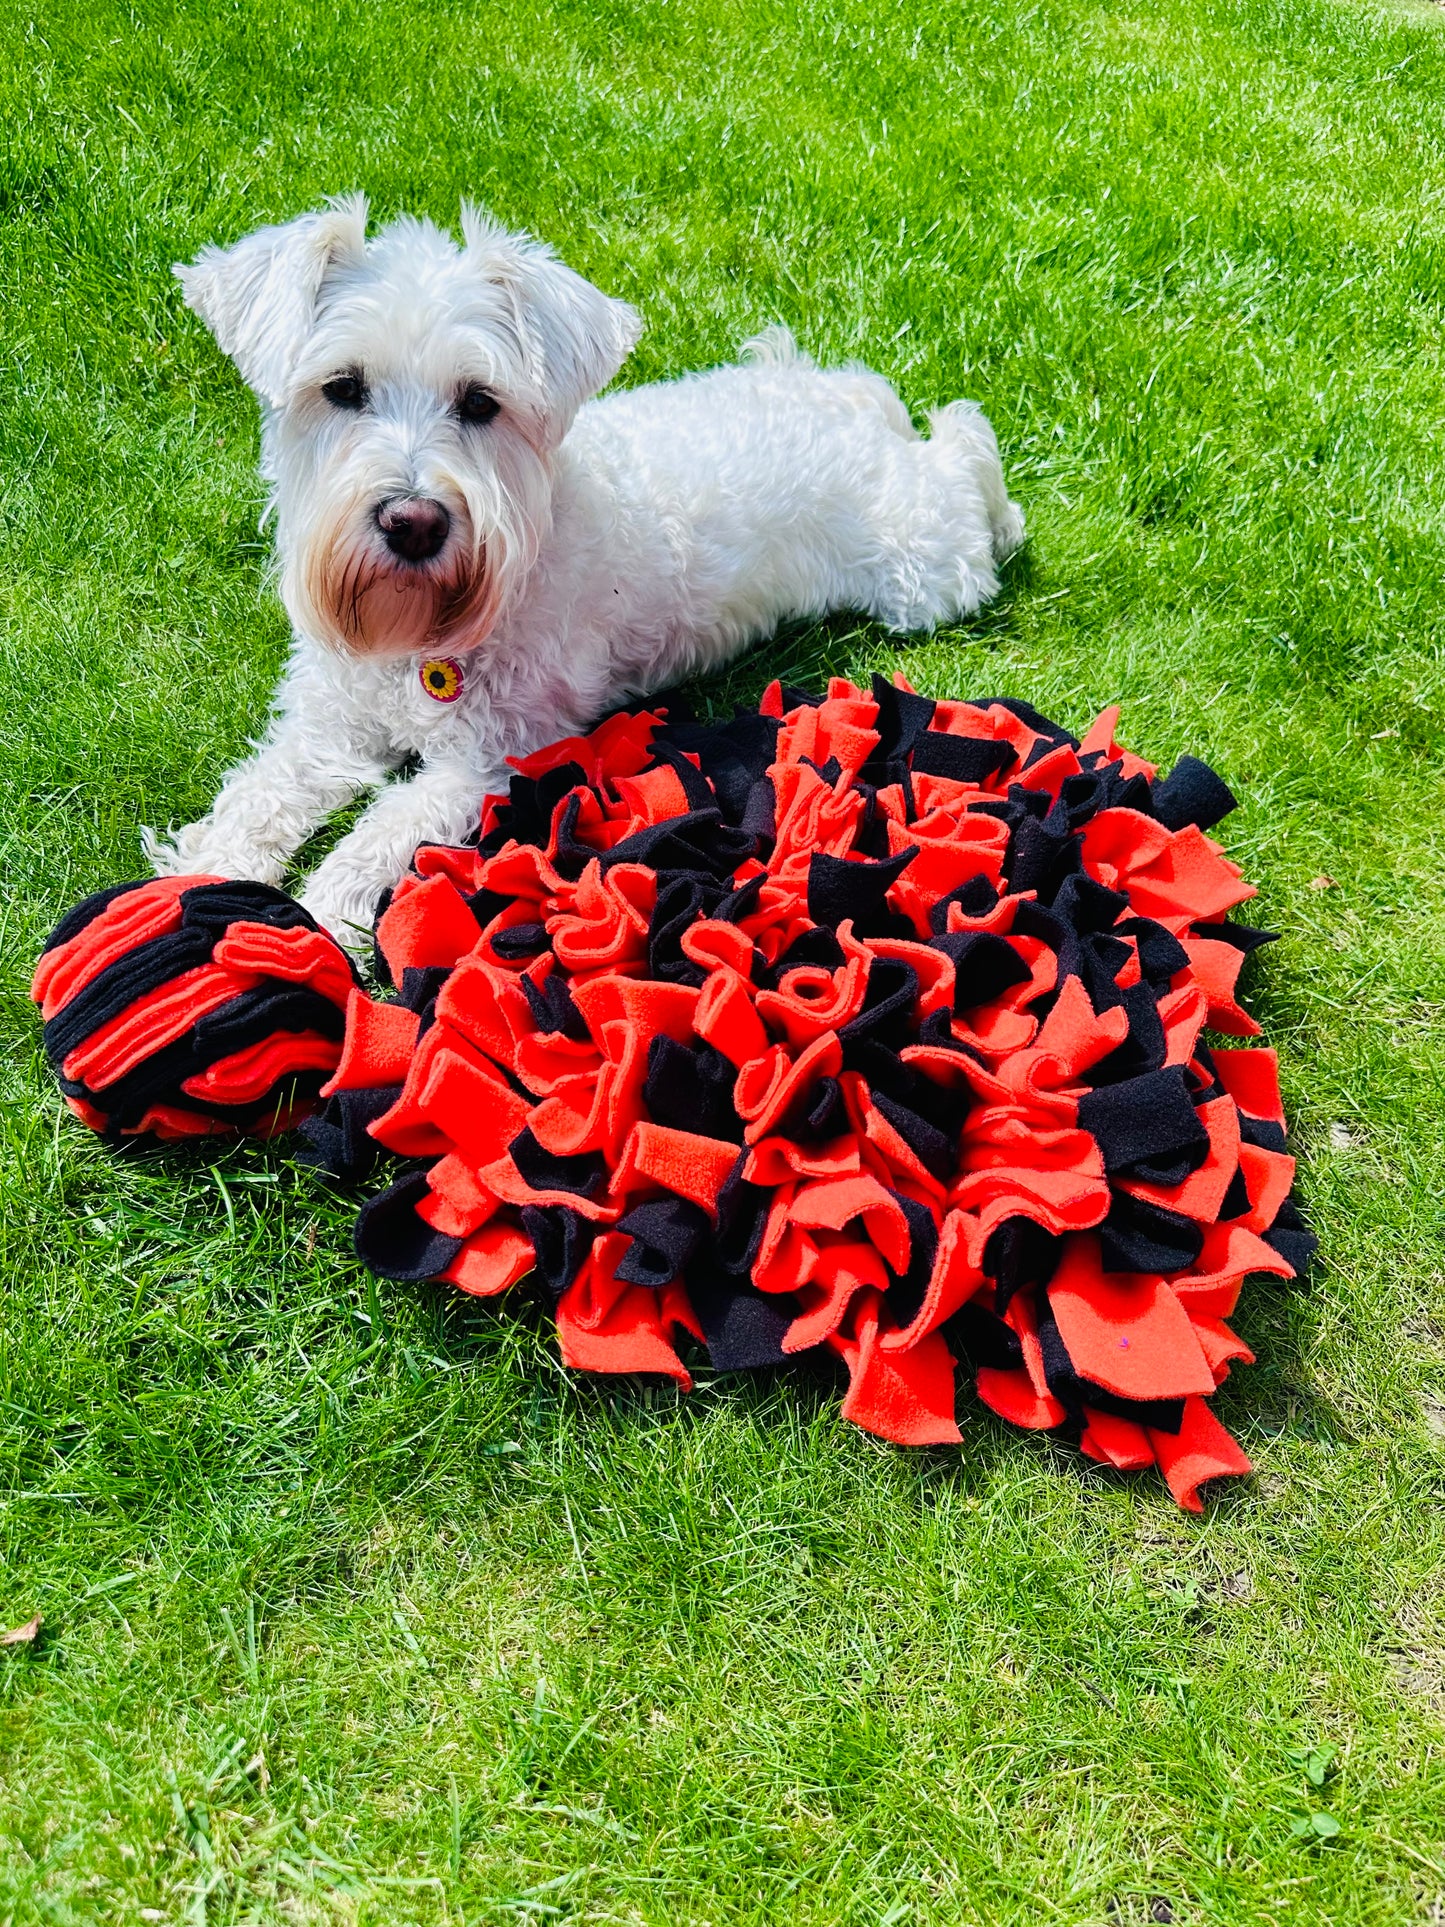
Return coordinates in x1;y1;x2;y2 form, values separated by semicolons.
419;656;464;704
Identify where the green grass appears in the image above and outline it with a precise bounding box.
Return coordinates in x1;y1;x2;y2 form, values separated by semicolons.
2;0;1445;1918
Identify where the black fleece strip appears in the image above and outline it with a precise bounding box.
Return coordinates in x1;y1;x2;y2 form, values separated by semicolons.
931;929;1033;1010
354;1168;465;1282
947;1300;1024;1372
521;970;590;1041
1151;756;1237;833
1077;1067;1208;1176
508;1127;610;1200
294;1081;403;1181
807;847;916;929
1191;918;1277;955
519;1205;593;1297
491;921;551;961
615;1195;711;1288
689;1269;794;1370
887;1192;940;1325
713;1163;770;1277
648;874;723;987
838;957;919;1052
1097;1191;1205;1275
982;1217;1063;1314
399;965;452;1015
600;808;754;879
646;739;719;812
643;1034;746;1143
911;731;1016;786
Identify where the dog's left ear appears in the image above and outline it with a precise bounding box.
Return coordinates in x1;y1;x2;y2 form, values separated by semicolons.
460;203;641;439
176;194;370;407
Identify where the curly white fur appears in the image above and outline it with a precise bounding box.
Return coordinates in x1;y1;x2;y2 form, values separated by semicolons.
144;196;1024;948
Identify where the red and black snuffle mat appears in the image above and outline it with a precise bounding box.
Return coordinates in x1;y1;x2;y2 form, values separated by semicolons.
31;676;1315;1510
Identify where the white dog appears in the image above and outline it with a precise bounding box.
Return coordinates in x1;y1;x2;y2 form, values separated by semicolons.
144;196;1024;947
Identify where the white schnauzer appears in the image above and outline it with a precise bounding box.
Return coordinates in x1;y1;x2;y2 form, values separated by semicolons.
145;195;1024;947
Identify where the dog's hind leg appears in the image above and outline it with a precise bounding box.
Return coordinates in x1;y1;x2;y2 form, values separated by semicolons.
857;400;1024;633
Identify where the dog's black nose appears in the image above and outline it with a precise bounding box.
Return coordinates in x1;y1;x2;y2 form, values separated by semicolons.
376;497;451;563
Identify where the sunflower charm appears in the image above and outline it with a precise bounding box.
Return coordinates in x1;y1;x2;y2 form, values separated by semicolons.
419;656;464;704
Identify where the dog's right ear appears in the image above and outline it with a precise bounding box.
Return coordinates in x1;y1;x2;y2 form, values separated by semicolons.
175;195;369;406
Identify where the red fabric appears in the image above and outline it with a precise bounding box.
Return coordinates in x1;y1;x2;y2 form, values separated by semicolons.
830;1294;963;1446
556;1235;693;1386
1148;1397;1252;1513
1047;1239;1215;1401
609;1123;739;1213
1211;1047;1285;1124
182;1029;340;1103
375;875;483;981
321;991;421;1096
32;875;204;1018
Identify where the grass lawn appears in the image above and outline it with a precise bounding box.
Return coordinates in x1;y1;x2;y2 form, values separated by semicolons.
3;0;1445;1918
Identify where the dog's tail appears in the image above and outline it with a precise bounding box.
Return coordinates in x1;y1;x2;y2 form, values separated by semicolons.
739;323;811;367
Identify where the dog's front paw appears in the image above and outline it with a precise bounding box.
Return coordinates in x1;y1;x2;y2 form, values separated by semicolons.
297;876;387;956
140;820;286;885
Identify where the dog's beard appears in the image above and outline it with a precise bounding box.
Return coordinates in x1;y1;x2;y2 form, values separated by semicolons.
278;444;550;658
284;491;494;657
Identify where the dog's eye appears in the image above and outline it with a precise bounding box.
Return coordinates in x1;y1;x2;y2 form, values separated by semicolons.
322;373;366;411
457;384;500;426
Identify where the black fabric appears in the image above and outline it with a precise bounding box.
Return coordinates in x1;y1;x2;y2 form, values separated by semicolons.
983;1216;1063;1313
648;874;722;986
871;1089;954;1180
355;1168;464;1282
1218;1164;1251;1222
599;808;754;880
399;965;453;1016
295;1081;403;1181
712;1164;769;1277
521;969;590;1041
507;1128;609;1200
947;1300;1024;1372
644;1034;746;1143
519;1205;592;1297
1118;917;1190;986
931;928;1034;1012
615;1196;711;1288
491;920;550;961
910;730;1016;786
838;958;919;1054
1078;1068;1209;1180
1238;1114;1288;1155
1152;755;1237;833
690;1270;794;1370
1191;919;1277;956
807;848;916;930
888;1192;940;1325
1098;1192;1205;1275
1262;1196;1317;1279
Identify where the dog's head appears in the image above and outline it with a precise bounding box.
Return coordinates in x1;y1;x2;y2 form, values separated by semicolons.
177;196;641;657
